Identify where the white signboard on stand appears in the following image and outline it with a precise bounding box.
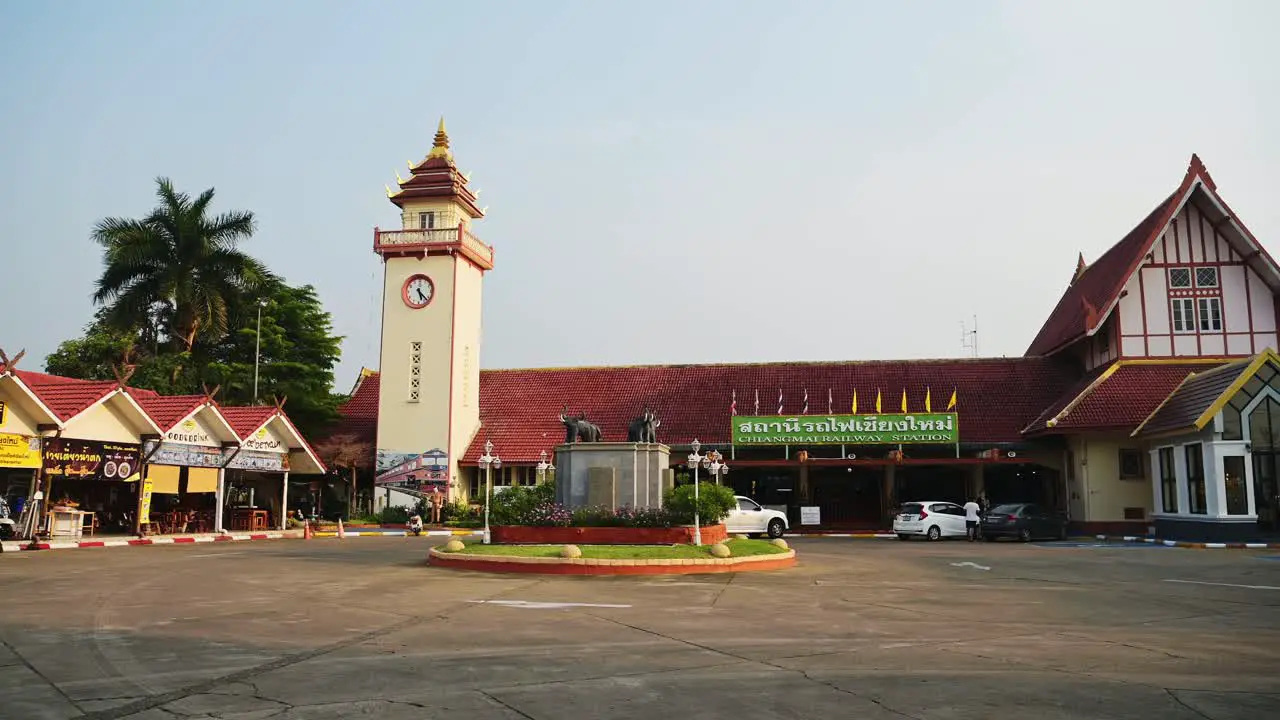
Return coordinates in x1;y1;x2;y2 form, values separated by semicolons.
800;506;821;525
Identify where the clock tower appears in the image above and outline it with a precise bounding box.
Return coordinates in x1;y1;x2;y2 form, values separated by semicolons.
373;118;493;499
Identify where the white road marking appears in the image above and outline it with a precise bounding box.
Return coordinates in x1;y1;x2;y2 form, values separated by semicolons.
950;561;991;571
188;552;247;558
1163;579;1280;591
468;600;632;609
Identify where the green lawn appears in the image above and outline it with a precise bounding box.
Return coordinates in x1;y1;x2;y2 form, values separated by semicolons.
442;538;788;559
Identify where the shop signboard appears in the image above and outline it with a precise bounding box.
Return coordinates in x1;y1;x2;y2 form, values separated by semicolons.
0;432;41;469
226;449;289;473
42;438;143;481
138;475;155;523
731;413;960;446
163;416;219;447
242;425;287;453
142;439;228;468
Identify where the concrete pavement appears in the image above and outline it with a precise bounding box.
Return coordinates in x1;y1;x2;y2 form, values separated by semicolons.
1;536;1277;719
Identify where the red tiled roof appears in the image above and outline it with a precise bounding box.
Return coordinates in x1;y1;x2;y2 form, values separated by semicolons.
331;371;379;439
447;358;1075;463
1133;358;1253;437
135;395;207;432
1023;361;1226;434
12;369;119;422
1024;154;1245;358
1020;365;1111;434
219;406;279;438
1025;192;1179;357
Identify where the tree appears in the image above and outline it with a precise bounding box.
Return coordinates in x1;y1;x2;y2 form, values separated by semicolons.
202;281;345;437
91;177;273;351
47;279;345;438
313;433;375;514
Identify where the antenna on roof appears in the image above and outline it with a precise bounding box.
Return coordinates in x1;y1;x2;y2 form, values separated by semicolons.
960;315;979;358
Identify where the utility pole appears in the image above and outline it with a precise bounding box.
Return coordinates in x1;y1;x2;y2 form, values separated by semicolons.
253;298;268;403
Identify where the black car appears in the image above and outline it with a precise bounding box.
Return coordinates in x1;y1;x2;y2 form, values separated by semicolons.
981;503;1068;542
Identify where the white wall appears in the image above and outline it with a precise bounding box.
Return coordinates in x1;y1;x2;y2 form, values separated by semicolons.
1115;200;1277;359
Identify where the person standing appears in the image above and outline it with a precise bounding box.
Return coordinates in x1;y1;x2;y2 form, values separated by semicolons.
963;497;982;542
429;487;443;525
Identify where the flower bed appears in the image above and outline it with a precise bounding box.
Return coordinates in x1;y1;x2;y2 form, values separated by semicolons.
492;523;728;545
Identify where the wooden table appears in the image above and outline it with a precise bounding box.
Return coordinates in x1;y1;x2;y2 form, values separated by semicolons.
231;508;270;532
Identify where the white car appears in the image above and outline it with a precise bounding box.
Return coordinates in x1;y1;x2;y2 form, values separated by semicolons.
726;495;789;539
892;500;969;541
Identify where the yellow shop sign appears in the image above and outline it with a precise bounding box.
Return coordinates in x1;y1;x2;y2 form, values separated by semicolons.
0;432;41;469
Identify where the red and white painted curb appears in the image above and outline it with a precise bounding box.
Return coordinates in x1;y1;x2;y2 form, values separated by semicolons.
3;532;299;553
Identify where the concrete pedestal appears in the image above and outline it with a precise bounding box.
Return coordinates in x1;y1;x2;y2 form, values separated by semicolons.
554;442;671;510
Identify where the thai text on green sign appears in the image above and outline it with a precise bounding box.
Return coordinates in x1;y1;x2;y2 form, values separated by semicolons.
731;413;959;445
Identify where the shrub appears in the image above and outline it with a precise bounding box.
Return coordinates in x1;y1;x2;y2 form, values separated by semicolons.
442;499;478;523
491;482;566;526
374;505;411;524
663;482;736;526
570;505;677;528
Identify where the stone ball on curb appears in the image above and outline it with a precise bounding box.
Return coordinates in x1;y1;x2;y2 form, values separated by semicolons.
770;538;789;550
709;543;732;558
560;544;582;558
443;539;466;553
733;533;750;540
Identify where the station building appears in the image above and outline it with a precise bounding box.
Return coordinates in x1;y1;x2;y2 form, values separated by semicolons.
334;123;1280;542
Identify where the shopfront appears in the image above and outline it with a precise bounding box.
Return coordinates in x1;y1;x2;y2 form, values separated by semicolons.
37;387;159;537
139;400;241;535
42;438;144;535
220;409;325;531
0;375;58;534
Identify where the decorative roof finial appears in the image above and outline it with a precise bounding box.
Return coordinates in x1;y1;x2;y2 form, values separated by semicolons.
427;116;452;161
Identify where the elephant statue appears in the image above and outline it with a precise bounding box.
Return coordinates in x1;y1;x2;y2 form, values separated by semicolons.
559;408;604;443
626;407;661;443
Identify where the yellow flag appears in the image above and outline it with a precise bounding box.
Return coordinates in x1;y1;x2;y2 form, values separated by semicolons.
947;388;957;411
875;389;882;413
851;390;857;414
925;387;932;413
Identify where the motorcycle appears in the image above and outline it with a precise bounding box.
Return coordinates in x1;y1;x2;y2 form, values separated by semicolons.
406;514;423;536
0;497;16;541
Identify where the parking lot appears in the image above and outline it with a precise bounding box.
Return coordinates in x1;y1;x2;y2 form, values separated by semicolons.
2;537;1278;719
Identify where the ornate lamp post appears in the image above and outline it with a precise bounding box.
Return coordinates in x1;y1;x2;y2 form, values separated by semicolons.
688;439;710;546
707;450;729;486
536;450;555;484
478;439;501;544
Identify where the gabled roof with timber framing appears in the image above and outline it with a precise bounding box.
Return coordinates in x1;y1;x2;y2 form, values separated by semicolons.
1026;155;1280;357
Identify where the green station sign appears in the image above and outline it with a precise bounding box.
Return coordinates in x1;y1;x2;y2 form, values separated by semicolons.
731;413;960;446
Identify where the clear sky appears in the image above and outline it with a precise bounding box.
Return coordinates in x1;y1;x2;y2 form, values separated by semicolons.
3;0;1278;389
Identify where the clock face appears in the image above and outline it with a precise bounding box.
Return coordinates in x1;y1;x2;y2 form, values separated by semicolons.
402;275;435;309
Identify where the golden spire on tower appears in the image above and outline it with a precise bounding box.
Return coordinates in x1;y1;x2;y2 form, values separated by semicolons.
427;116;452;161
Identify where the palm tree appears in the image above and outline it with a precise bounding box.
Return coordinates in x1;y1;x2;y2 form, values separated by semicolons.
92;177;273;351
